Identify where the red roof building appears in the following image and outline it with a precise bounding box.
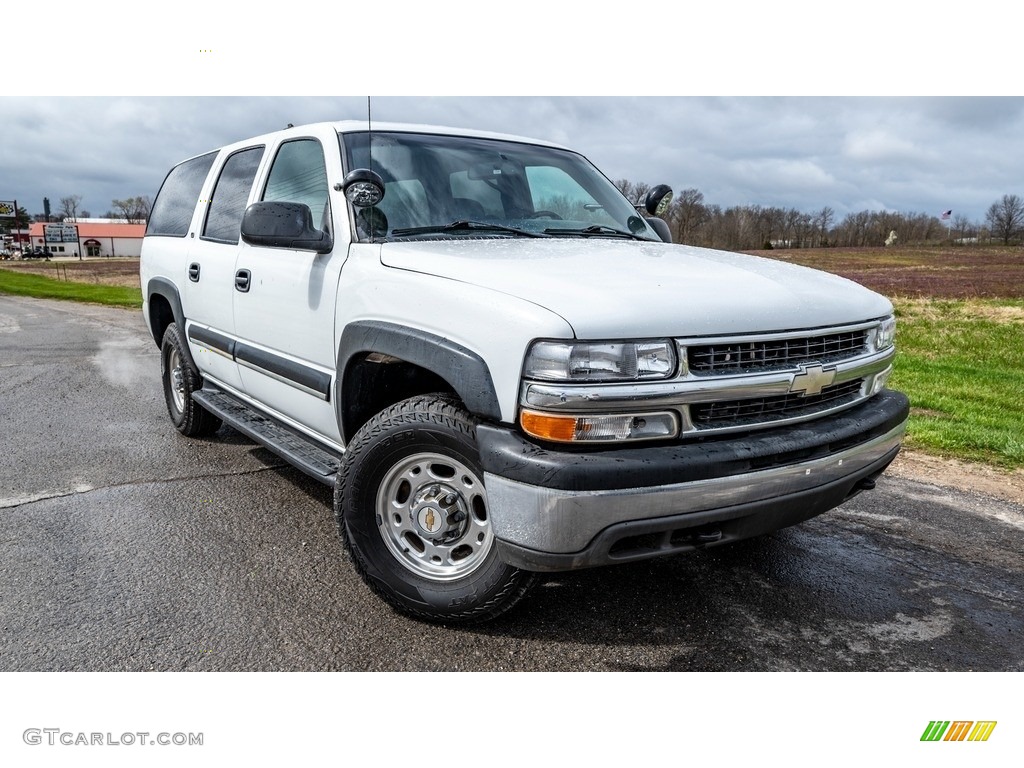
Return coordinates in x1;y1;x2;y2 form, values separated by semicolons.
28;221;146;258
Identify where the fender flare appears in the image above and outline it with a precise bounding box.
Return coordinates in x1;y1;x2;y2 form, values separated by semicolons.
337;320;502;426
146;277;199;374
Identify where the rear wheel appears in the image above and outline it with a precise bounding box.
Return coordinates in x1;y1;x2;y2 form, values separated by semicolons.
160;322;221;437
335;394;536;624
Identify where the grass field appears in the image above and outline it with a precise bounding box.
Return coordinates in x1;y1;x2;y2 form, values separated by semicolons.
0;257;142;288
0;264;142;307
2;248;1022;468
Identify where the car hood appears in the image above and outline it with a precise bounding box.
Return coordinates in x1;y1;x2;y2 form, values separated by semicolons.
379;237;893;338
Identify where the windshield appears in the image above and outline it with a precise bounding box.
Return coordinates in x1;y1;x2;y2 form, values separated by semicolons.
340;131;661;242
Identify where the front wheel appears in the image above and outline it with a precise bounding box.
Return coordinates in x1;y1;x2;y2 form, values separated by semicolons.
335;394;536;624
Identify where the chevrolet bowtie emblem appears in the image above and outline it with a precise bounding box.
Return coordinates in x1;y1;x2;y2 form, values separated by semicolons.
789;364;836;396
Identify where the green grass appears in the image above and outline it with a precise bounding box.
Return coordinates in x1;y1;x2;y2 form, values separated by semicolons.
891;297;1024;469
0;268;142;308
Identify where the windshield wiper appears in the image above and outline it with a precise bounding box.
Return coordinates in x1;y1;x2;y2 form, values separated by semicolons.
543;224;649;240
390;220;548;238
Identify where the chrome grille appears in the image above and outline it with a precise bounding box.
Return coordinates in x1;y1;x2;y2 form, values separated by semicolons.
688;330;868;375
691;379;865;429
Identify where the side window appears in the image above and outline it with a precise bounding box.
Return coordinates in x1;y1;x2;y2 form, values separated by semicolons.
147;151;217;237
262;139;330;229
202;146;264;244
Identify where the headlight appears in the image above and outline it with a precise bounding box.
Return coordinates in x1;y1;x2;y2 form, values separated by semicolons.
524;340;677;382
875;315;896;351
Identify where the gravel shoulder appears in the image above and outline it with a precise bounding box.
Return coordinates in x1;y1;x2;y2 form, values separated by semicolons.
889;450;1024;505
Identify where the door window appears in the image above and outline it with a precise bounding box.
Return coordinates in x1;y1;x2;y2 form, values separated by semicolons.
262;139;330;230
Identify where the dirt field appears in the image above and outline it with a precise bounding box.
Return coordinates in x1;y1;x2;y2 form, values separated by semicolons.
0;257;142;288
753;245;1024;299
9;244;1024;299
6;246;1021;298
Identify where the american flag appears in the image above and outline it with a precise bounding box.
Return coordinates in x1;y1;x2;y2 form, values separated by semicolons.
940;209;952;220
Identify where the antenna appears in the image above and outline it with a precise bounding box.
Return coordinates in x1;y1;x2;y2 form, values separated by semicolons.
366;95;373;169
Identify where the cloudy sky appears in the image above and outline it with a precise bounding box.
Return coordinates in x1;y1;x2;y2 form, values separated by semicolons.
4;4;1020;226
4;96;1022;225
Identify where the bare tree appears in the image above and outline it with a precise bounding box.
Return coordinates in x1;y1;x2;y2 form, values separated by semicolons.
59;194;83;221
111;195;152;224
613;179;652;207
758;206;786;248
782;208;808;247
666;188;707;244
814;207;834;247
614;179;636;203
985;194;1024;245
951;213;973;241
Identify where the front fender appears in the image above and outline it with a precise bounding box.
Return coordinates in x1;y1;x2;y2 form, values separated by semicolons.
337;320;501;423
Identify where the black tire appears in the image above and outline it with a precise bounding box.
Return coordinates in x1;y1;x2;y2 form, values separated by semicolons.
335;394;537;624
160;322;221;437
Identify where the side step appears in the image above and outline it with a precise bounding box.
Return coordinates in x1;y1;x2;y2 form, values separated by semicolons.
193;387;341;486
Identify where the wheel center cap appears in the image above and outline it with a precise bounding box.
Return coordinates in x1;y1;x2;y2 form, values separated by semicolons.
416;505;444;534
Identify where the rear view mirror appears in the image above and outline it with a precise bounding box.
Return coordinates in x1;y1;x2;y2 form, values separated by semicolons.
240;201;333;253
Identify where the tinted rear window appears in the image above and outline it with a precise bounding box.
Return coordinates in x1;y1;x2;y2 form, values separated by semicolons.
147;151;217;237
202;146;264;244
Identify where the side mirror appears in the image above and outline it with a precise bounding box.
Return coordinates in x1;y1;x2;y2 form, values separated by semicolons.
240;201;333;253
646;217;673;243
644;184;674;217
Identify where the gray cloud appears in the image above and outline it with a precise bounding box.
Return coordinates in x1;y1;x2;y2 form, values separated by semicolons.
3;96;1022;224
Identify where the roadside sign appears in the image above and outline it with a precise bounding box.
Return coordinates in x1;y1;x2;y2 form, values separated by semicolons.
0;201;16;218
44;224;79;242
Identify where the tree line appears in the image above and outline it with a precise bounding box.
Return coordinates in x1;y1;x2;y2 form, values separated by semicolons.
617;181;1024;249
9;185;1023;248
47;194;153;224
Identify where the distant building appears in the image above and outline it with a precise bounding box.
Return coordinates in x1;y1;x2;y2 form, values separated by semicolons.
2;228;31;249
28;220;146;257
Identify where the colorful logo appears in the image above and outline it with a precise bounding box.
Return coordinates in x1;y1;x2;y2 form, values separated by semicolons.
0;201;16;217
921;721;997;742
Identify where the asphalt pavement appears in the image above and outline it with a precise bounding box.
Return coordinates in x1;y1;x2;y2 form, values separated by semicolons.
1;294;1021;671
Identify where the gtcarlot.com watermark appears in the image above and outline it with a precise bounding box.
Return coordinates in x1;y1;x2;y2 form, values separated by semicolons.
23;728;203;747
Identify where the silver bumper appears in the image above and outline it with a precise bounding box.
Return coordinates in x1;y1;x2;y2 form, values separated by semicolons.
486;422;905;557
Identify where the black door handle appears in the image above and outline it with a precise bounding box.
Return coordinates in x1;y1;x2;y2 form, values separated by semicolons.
188;263;200;282
235;269;251;293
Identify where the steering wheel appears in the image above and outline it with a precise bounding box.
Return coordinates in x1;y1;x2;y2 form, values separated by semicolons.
527;210;563;219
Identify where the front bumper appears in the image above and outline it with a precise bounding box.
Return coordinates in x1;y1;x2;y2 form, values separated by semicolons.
477;389;909;571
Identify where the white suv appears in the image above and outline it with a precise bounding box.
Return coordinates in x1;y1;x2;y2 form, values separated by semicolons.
141;121;908;623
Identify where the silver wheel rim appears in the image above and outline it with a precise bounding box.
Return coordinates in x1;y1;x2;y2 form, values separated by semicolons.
376;451;493;581
168;346;186;413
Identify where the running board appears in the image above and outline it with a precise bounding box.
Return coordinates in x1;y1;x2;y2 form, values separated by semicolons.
193;387;341;485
